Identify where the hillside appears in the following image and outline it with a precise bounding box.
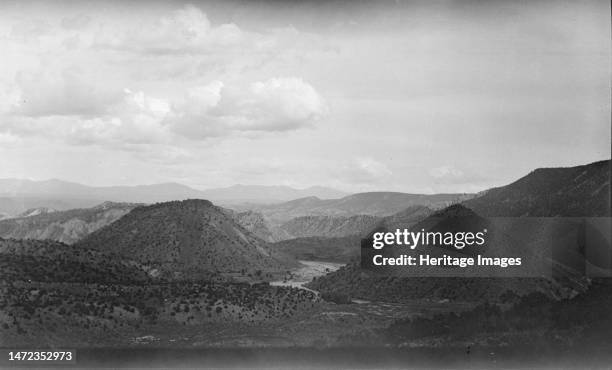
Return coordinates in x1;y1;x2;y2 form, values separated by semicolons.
306;161;611;302
271;235;362;263
464;159;610;217
75;199;297;279
0;237;319;347
0;202;139;244
15;207;57;218
222;209;278;242
0;238;155;284
240;192;472;224
278;214;381;239
269;206;434;263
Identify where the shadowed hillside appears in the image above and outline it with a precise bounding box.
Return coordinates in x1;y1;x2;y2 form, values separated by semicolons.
307;161;611;302
464;159;610;217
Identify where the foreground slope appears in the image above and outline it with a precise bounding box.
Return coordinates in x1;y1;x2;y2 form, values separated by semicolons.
76;199;297;279
0;238;319;347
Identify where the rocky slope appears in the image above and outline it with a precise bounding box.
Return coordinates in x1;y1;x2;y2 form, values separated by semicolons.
223;209;279;242
0;202;139;244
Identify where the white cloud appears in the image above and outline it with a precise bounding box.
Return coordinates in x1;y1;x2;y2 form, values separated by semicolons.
169;77;327;139
1;76;326;146
93;5;246;54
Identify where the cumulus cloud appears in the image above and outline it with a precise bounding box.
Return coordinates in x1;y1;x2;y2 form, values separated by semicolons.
168;77;327;138
0;4;329;149
94;5;246;54
1;76;326;146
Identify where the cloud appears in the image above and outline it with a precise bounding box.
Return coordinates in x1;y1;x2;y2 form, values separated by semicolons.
169;77;327;138
94;5;247;54
1;76;325;146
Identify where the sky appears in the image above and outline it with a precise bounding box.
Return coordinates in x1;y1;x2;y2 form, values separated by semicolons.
0;0;610;193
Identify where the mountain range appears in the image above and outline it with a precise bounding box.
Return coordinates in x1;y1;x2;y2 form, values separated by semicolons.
236;192;473;224
0;178;348;216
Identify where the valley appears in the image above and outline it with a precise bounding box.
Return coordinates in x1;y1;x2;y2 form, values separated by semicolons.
0;159;610;353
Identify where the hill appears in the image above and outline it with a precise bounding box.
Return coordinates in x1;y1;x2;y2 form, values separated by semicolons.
0;237;319;347
271;236;363;263
75;199;298;279
0;202;139;244
15;207;57;218
269;206;434;263
278;214;381;239
0;238;155;284
240;192;472;224
306;160;611;302
223;209;278;242
464;159;610;217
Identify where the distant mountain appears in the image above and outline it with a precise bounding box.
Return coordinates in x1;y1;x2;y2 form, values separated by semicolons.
239;192;472;224
0;178;205;204
0;196;102;217
0;178;350;215
0;202;139;244
278;214;382;239
75;199;297;279
202;184;348;203
463;159;610;217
